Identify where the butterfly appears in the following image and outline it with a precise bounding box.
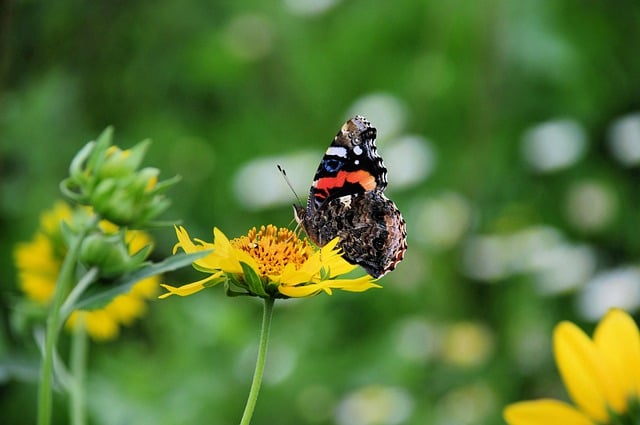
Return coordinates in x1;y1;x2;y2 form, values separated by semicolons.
294;115;407;278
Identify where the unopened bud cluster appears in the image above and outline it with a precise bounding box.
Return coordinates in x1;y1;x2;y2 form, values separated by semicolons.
79;230;151;278
61;127;179;227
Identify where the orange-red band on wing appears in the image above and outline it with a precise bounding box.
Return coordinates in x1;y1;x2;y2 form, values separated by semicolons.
315;170;377;198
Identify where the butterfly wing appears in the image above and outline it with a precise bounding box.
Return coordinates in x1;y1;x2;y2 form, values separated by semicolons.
303;191;407;278
307;115;388;214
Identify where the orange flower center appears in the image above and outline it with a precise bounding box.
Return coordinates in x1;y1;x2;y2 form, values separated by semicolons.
231;225;313;276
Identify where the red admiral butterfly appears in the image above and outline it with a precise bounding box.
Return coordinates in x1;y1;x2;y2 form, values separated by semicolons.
294;115;407;278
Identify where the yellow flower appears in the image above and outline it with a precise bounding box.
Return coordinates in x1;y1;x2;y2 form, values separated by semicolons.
504;309;640;425
14;201;159;342
160;225;379;299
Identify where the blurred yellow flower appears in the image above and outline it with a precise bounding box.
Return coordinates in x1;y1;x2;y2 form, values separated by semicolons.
14;201;159;342
160;225;379;299
504;309;640;425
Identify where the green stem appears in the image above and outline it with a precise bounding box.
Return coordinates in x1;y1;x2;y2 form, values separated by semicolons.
60;267;99;325
69;318;89;425
239;297;275;425
38;232;86;425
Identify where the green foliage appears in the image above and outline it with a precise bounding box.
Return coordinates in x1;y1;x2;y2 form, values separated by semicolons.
2;0;640;424
68;251;210;314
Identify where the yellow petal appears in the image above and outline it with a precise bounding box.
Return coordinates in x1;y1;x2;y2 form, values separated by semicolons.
173;225;204;254
159;272;224;299
126;229;153;254
210;227;259;273
174;226;250;273
297;237;341;275
130;275;160;299
278;262;316;285
553;322;611;423
104;294;146;325
278;282;324;298
279;279;347;297
503;399;595;425
71;310;119;342
278;275;380;298
18;272;56;304
316;238;361;276
326;275;381;292
325;256;359;276
40;201;73;235
593;309;640;402
173;226;219;272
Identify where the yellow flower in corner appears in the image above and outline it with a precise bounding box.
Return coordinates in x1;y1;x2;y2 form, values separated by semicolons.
14;201;159;342
160;225;379;299
504;309;640;425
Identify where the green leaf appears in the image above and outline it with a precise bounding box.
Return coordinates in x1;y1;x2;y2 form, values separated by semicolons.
59;220;77;248
320;266;330;281
66;250;211;313
224;281;251;297
59;177;85;202
124;138;152;171
149;174;182;193
67;140;95;181
87;126;114;173
129;242;153;264
240;261;267;297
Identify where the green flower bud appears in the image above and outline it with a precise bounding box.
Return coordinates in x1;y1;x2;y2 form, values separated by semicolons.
60;127;180;227
79;231;151;278
98;140;150;179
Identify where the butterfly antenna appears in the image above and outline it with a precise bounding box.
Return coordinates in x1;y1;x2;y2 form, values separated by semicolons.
277;164;304;206
277;164;307;241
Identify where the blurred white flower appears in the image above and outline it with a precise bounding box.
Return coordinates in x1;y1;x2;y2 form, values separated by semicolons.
607;112;640;166
412;192;471;250
521;119;586;172
347;93;408;139
233;151;318;210
577;267;640;320
384;135;436;190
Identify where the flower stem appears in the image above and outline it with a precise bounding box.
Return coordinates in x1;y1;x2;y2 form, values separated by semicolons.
239;297;275;425
38;232;86;425
60;267;99;324
69;318;89;425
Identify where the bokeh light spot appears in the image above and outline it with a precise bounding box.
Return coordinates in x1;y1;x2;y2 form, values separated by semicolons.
527;242;596;294
577;267;640;320
435;383;497;425
233;151;319;210
394;317;441;363
521;118;586;172
263;343;298;385
223;14;274;61
284;0;339;16
462;235;508;281
512;323;552;373
346;93;408;139
384;135;436;190
607;112;640;166
297;385;336;423
463;226;595;294
335;385;414;425
441;322;494;368
411;192;471;250
565;180;617;232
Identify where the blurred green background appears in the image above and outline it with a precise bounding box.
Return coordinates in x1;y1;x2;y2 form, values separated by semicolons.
2;0;640;424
